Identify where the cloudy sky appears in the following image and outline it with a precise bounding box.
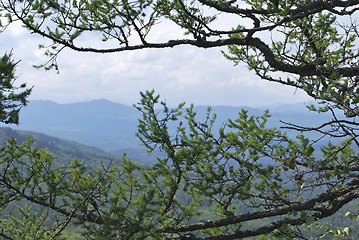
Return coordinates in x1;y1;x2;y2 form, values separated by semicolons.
0;21;312;107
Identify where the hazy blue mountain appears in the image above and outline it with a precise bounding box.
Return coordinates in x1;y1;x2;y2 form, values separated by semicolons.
192;102;335;134
2;99;340;162
9;99;140;152
0;127;126;167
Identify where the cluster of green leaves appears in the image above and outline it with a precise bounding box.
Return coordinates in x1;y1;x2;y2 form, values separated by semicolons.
0;136;117;239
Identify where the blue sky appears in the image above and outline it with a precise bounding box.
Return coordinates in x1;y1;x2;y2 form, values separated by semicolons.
0;21;312;107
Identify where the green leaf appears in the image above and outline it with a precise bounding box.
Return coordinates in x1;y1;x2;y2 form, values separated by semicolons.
306;216;315;225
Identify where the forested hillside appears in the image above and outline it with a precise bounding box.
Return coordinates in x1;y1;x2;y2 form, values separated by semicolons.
0;127;128;167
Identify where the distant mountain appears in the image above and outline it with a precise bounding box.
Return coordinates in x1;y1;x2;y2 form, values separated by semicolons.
0;127;127;168
189;102;336;134
2;99;340;162
9;99;140;152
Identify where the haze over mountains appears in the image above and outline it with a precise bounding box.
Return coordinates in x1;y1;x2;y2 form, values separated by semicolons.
0;126;122;167
0;99;337;162
10;99;140;152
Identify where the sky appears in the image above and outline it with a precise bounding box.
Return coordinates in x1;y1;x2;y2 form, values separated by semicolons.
0;20;313;108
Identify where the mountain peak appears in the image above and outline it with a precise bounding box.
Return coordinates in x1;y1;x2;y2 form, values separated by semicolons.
89;98;115;104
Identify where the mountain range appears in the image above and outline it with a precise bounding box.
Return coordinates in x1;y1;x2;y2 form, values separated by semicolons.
0;99;339;162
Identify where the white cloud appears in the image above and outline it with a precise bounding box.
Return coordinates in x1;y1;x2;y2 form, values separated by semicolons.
0;18;312;107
